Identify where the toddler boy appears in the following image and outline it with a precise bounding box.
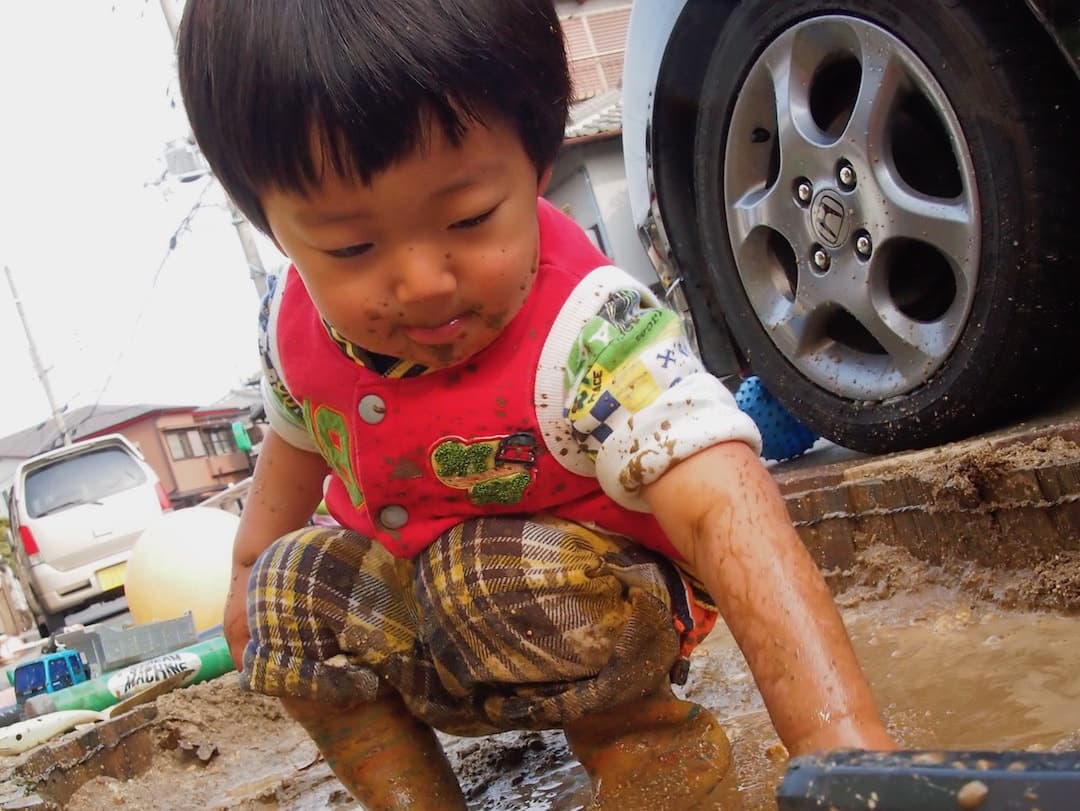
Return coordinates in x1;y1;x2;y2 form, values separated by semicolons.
177;1;895;807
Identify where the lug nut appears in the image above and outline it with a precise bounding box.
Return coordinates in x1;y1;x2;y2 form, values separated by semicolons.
796;180;813;204
838;163;856;190
812;248;831;271
855;233;873;258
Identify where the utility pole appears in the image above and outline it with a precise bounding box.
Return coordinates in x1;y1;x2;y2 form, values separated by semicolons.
4;266;70;446
158;0;268;300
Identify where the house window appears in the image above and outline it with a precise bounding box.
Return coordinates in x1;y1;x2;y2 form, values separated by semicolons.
560;4;632;102
202;426;238;456
165;429;207;461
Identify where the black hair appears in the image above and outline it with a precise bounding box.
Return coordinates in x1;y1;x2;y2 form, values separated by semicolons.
177;0;571;235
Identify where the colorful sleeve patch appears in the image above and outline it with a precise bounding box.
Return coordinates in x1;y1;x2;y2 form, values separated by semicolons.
566;289;705;457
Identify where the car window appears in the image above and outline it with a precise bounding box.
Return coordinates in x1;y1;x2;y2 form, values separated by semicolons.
48;658;73;690
14;663;46;697
25;446;148;518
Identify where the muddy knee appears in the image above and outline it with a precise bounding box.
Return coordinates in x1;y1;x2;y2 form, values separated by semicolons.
411;517;680;728
244;527;404;704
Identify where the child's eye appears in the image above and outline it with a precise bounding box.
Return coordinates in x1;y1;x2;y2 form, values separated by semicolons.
450;207;496;230
326;243;373;259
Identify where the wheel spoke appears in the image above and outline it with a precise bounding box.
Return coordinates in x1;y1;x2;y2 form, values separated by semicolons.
767;293;830;358
842;42;906;159
879;180;977;283
766;45;827;167
729;183;804;250
845;283;951;383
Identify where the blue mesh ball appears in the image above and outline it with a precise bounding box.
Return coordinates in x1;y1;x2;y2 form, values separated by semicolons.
735;376;818;461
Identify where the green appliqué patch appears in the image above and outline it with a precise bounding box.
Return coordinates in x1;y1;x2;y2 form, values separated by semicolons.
469;472;532;506
432;440;494;478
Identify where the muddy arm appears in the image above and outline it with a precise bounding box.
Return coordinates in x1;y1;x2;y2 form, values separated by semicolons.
225;429;329;667
643;440;896;756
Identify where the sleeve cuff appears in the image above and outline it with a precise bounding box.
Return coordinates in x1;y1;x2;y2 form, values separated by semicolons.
593;373;763;511
261;376;318;453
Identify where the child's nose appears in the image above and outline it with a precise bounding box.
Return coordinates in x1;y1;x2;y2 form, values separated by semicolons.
392;245;457;304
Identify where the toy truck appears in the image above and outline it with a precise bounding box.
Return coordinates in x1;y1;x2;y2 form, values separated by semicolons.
10;649;91;706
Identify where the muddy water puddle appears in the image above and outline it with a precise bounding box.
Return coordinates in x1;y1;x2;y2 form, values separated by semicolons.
56;587;1080;810
447;588;1080;811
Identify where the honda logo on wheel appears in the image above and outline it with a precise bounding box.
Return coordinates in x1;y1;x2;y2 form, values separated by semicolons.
811;190;849;248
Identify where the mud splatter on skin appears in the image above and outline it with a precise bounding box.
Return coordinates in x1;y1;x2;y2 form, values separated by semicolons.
430;343;457;364
485;311;509;331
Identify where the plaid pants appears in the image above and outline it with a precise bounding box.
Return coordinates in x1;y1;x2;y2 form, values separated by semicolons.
243;515;715;736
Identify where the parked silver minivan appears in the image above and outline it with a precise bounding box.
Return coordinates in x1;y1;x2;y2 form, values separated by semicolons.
5;434;171;634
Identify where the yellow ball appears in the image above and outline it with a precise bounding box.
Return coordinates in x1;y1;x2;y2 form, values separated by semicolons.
124;507;238;633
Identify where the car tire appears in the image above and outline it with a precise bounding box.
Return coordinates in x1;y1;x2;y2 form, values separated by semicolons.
693;0;1080;453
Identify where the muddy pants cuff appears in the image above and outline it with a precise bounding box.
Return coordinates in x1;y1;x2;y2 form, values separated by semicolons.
241;516;710;736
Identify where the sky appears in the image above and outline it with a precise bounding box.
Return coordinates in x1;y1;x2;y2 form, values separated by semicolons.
0;1;285;440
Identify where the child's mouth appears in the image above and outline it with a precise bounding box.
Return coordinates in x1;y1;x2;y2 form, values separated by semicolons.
403;314;471;345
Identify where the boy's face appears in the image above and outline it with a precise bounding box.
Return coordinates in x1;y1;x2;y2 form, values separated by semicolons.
262;115;548;369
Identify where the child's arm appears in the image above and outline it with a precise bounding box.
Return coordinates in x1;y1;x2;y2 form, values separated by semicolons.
643;439;896;756
224;428;329;667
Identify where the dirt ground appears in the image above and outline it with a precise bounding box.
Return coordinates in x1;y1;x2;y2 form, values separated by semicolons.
48;675;591;811
7;433;1080;810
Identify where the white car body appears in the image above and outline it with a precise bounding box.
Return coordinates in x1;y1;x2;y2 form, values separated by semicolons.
7;434;167;626
622;0;687;241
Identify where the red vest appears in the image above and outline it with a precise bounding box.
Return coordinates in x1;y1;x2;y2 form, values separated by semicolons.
275;200;679;560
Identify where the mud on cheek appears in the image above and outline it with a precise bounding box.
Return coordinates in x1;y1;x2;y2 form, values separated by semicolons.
484;312;509;330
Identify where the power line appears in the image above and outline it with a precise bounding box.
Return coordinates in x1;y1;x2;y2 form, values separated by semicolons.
73;178;215;435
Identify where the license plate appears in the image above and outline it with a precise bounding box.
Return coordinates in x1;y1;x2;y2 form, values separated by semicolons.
97;562;127;592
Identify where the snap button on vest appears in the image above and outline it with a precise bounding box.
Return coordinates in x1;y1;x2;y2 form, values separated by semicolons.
378;505;409;530
358;394;386;424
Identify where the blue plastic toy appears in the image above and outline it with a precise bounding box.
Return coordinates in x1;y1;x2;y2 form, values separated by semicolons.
735;376;818;462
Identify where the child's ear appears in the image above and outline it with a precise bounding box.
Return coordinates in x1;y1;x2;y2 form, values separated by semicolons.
537;165;554;195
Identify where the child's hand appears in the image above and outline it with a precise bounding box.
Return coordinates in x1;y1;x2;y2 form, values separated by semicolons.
644;440;897;755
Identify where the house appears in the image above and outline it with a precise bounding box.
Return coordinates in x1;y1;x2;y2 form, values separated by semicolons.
0;385;264;512
547;1;658;288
